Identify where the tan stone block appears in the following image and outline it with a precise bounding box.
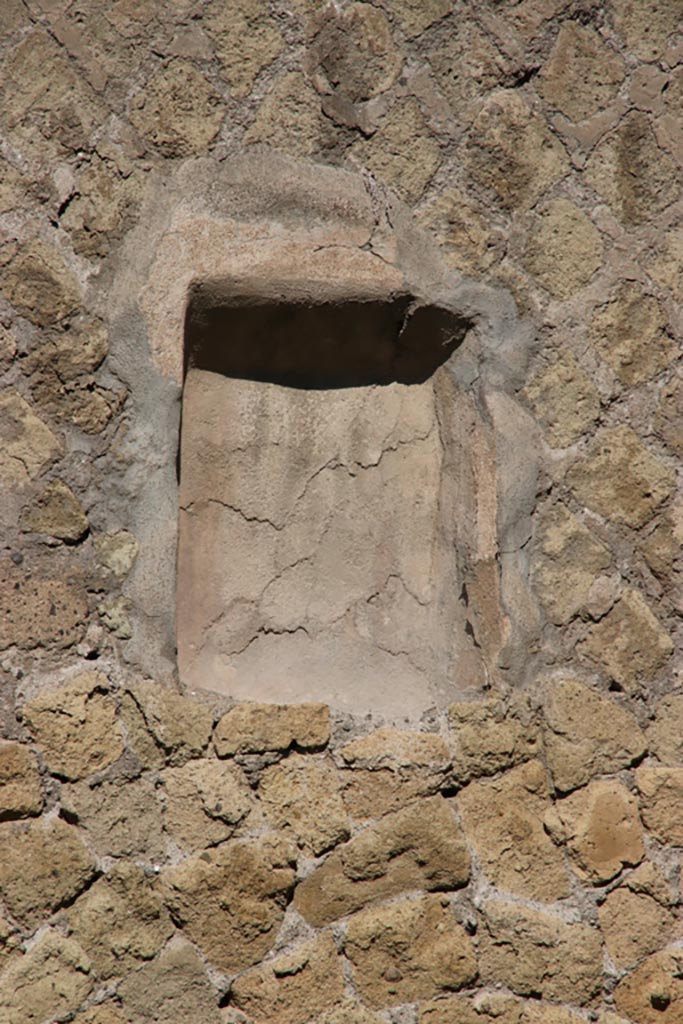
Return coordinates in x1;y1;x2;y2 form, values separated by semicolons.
531;503;611;624
231;933;345;1024
129;681;213;765
0;563;88;651
348;99;442;203
590;283;676;386
118;937;222;1024
71;1005;129;1024
418;994;481;1024
648;219;683;304
0;818;96;928
259;753;349;855
341;768;443;821
67;862;173;978
460;760;569;900
655;372;683;456
551;780;644;884
465;90;568;211
541;678;645;793
22;671;124;781
420;993;586;1024
61;156;142;257
599;886;677;970
161;834;296;972
479;899;602;1004
120;691;165;770
427;23;512;116
204;0;283;98
578;588;673;694
318;1002;386;1024
387;0;451;38
0;741;43;819
647;694;683;766
61;776;164;860
418;185;503;276
0;392;62;486
640;513;682;578
129;59;223;157
95;530;139;578
523;351;600;448
567;425;675;529
522;199;603;298
214;702;329;756
0;931;92;1024
538;22;624;121
613;0;682;62
294;796;470;927
162;758;254;852
20;480;88;543
614;948;683;1023
244;71;324;156
0;241;80;326
311;3;402;104
585;112;680;226
448;697;540;783
636;765;683;846
98;595;132;639
338;728;451;772
345;895;477;1008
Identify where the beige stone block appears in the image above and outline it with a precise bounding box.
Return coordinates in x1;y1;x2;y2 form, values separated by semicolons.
0;741;43;819
599;886;677;970
345;895;477;1008
0;931;92;1024
0;392;62;486
61;776;164;860
259;753;349;855
541;678;645;793
636;765;683;846
95;530;139;578
448;697;540;783
71;1005;130;1024
311;3;402;103
640;513;682;578
20;480;88;543
214;702;330;756
613;0;682;62
0;241;80;326
427;23;512;116
341;767;444;821
648;219;683;304
523;351;600;448
531;503;611;624
387;0;450;38
647;694;683;766
0;563;87;651
0;818;96;928
614;948;683;1023
465;90;568;211
479;899;602;1004
655;372;683;456
578;588;673;694
162;758;254;852
161;834;296;972
551;780;644;884
538;22;624;121
590;283;676;386
120;691;165;770
118;937;222;1024
67;862;173;978
522;199;603;299
457;760;569;901
338;728;451;772
231;933;345;1024
22;671;124;781
567;425;675;529
244;71;324;157
60;156;142;257
128;681;213;765
318;1003;386;1024
129;59;223;157
204;0;283;98
349;99;442;202
418;185;503;276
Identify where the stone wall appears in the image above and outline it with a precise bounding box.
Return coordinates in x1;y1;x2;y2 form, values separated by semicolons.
0;1;682;1022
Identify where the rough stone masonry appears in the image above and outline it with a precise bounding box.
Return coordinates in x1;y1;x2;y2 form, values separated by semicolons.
0;1;682;1023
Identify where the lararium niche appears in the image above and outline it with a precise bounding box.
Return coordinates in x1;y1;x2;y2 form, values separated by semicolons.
176;282;473;717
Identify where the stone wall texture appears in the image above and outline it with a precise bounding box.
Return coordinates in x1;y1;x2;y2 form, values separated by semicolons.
0;1;682;1022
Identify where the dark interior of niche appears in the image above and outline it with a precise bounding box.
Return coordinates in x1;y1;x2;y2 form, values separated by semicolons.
183;288;469;389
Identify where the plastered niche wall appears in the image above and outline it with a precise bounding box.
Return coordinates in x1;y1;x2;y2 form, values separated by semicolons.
103;151;538;719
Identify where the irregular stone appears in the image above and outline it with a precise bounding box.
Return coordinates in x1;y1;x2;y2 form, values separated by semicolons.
567;425;675;529
204;0;283;98
231;933;345;1024
427;22;513;116
67;862;173;978
129;681;213;765
20;480;89;542
345;895;477;1008
161;834;296;972
71;1005;130;1024
129;59;223;157
388;0;451;38
244;71;324;156
0;741;43;819
98;596;132;638
0;931;92;1024
523;351;600;448
457;760;569;901
614;948;683;1023
541;678;646;793
259;754;349;855
590;283;676;386
538;22;624;121
640;512;682;577
311;3;402;103
479;899;602;1004
418;185;503;276
349;99;442;203
649;219;683;304
61;776;164;860
95;530;139;578
647;694;683;765
522;198;603;299
578;588;673;694
22;671;124;781
341;767;444;821
162;758;254;852
585;112;680;225
420;995;586;1024
465;90;568;211
636;765;683;845
0;391;62;486
60;156;142;257
613;0;682;62
119;690;165;771
338;728;450;771
0;818;96;927
550;780;644;884
214;702;329;756
318;1002;386;1024
625;860;677;907
0;241;80;326
655;372;683;456
294;796;470;927
531;503;611;624
118;937;222;1024
448;697;539;784
0;562;87;651
599;886;677;970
